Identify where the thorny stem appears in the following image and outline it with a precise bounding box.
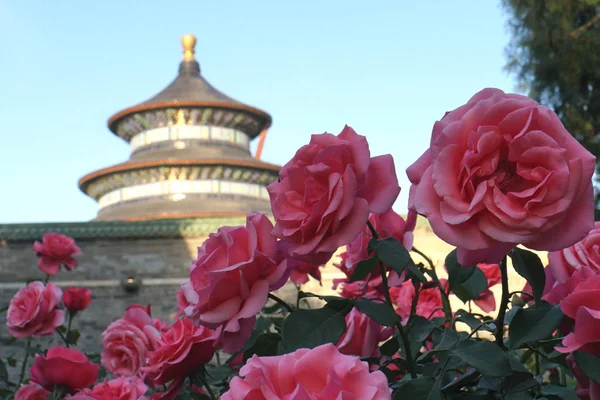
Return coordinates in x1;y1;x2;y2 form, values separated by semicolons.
412;247;452;320
368;220;417;379
56;329;70;348
268;293;294;313
18;338;32;386
379;262;417;379
296;285;302;309
407;281;421;326
494;256;510;348
198;375;217;400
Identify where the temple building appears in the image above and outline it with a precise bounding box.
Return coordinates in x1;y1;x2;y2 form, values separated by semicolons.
0;35;280;350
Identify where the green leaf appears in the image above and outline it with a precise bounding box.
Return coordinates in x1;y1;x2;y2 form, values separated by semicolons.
380;336;400;356
435;329;460;351
410;316;437;343
393;377;442;400
243;333;281;362
0;306;7;313
282;305;349;352
57;325;67;333
349;257;378;282
66;329;81;345
0;360;7;383
451;340;512;377
508;302;564;349
455;309;493;332
510;248;546;303
353;298;400;327
445;250;488;302
371;237;427;282
540;384;580;400
6;357;16;368
573;351;600;384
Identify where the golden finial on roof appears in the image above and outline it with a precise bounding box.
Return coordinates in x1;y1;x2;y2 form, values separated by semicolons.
181;34;197;61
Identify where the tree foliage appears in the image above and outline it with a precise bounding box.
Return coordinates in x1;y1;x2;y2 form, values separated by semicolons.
503;0;600;214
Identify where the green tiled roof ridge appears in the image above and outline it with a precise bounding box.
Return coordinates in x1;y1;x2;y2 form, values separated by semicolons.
0;216;249;241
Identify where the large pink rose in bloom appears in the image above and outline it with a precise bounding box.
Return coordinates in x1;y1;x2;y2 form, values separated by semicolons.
407;88;596;265
14;383;50;400
76;376;148;400
557;273;600;354
101;305;161;377
33;232;81;275
180;212;288;352
7;281;64;338
336;308;391;358
268;125;400;264
548;221;600;284
221;343;390;400
142;318;216;390
390;280;445;324
31;346;99;392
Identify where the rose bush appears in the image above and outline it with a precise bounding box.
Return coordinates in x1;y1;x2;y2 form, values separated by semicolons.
2;110;599;400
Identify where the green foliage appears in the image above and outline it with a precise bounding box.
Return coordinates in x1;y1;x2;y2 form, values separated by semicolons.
349;256;377;282
510;248;546;303
508;302;563;349
281;302;351;352
573;351;600;383
353;298;400;327
393;377;442;400
445;250;488;302
369;237;427;283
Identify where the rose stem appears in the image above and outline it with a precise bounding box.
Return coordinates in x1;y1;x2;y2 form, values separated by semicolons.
367;220;418;379
268;293;294;313
494;256;510;348
18;338;32;386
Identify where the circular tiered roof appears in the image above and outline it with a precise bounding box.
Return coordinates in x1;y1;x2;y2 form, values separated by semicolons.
107;34;272;141
79;34;279;221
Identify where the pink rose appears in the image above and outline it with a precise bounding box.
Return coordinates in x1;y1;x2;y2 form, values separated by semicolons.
180;212;288;352
221;343;390;400
543;266;595;305
7;281;64;338
142;318;216;392
390;280;445;324
101;305;161;377
333;278;382;300
407;88;596;265
76;376;148;400
14;383;51;400
548;222;600;284
336;308;391;358
557;273;600;354
268;125;400;264
63;287;92;312
472;264;501;312
30;346;99;391
289;260;322;285
33;232;81;275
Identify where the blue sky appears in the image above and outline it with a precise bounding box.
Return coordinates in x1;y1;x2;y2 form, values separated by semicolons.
0;1;517;223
